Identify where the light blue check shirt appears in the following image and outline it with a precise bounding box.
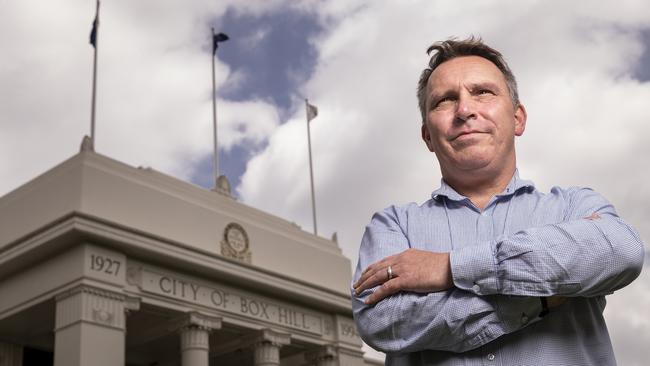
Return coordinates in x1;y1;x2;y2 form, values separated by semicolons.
352;171;645;365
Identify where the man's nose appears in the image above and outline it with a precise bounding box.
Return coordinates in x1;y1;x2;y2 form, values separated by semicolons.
454;95;476;122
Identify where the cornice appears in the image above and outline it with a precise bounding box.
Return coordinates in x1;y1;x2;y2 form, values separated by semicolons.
0;212;353;315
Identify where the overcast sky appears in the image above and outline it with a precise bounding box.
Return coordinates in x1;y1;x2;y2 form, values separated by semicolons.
2;0;649;363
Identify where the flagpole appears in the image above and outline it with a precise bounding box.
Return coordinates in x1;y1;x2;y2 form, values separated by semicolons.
211;30;229;188
90;0;100;149
306;99;318;235
211;27;218;187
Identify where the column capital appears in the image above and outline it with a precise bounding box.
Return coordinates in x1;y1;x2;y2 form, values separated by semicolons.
174;312;221;366
248;329;291;366
55;284;129;331
251;328;291;348
171;311;222;332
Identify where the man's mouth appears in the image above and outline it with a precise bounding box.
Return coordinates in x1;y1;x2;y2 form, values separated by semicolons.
451;131;484;141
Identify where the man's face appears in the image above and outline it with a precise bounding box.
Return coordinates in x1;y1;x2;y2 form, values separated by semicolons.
421;56;526;175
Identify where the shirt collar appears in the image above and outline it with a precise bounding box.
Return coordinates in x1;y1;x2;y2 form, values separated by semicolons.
431;169;535;202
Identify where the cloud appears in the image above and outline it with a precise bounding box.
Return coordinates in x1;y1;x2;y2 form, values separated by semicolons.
217;99;280;151
240;26;271;49
606;265;650;366
0;0;283;192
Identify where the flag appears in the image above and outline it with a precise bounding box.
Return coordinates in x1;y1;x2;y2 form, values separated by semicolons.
306;102;318;122
213;32;229;55
89;17;98;48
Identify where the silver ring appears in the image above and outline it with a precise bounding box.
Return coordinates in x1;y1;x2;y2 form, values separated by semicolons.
387;265;393;280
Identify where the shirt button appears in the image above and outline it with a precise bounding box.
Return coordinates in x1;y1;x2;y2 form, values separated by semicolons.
472;284;481;293
521;315;529;324
487;353;495;361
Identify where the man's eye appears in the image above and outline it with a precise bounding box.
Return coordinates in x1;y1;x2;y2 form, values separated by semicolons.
435;97;454;106
477;89;494;95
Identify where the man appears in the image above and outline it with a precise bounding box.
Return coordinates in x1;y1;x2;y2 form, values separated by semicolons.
351;37;645;365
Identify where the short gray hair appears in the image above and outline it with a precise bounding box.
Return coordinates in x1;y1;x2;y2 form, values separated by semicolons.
416;36;519;122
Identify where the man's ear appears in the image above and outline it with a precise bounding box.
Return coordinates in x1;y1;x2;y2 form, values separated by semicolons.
421;123;435;152
514;103;527;136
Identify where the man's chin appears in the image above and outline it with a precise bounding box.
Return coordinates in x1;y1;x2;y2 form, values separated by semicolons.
451;155;494;172
457;162;492;172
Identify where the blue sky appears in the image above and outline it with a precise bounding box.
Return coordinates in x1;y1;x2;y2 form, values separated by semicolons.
635;30;650;81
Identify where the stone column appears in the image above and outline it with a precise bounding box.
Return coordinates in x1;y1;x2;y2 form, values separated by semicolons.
0;342;23;366
305;345;338;366
251;329;291;366
53;285;138;366
173;312;221;366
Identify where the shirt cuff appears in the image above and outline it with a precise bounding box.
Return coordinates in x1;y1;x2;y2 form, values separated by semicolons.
495;295;544;333
450;241;499;295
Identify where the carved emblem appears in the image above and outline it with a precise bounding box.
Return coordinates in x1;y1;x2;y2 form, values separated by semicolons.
92;308;114;325
221;223;251;263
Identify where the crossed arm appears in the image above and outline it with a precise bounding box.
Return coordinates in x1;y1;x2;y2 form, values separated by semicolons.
351;188;645;354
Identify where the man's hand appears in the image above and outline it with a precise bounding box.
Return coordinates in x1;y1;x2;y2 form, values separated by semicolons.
353;249;453;305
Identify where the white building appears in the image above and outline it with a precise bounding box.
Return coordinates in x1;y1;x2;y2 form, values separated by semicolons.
0;147;379;366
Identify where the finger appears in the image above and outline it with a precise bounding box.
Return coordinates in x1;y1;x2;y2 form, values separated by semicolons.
355;257;393;288
354;265;378;289
355;266;392;295
356;262;380;287
365;278;401;305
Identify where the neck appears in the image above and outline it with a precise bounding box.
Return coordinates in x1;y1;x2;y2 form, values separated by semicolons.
442;164;516;211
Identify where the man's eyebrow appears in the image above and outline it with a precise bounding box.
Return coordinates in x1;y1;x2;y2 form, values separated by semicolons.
428;81;503;108
430;81;501;99
469;81;501;91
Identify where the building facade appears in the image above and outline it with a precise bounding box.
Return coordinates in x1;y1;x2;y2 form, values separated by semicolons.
0;150;378;366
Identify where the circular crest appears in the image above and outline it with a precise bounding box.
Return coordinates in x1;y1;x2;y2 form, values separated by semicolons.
223;222;248;254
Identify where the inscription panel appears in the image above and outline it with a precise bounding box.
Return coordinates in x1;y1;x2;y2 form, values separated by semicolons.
134;266;324;336
83;245;126;286
335;314;362;346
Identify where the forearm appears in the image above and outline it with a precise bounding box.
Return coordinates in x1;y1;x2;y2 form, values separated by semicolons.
352;287;542;353
452;214;645;297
